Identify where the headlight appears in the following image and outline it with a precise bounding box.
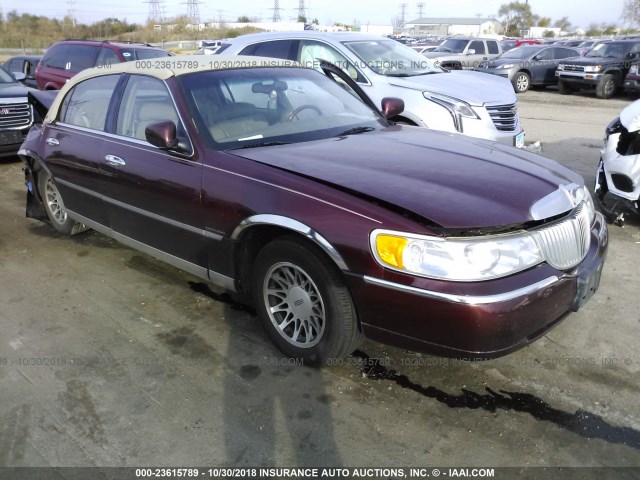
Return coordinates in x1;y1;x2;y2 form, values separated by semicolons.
630;64;638;74
423;93;479;133
584;65;602;73
557;64;565;71
496;63;514;69
579;186;596;224
371;229;543;281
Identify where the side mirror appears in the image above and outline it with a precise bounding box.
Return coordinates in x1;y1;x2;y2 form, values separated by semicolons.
145;121;179;150
12;72;26;81
381;97;404;119
467;49;476;55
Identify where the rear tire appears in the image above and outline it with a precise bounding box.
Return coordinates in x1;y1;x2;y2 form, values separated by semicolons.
596;74;617;99
38;170;83;235
252;236;362;367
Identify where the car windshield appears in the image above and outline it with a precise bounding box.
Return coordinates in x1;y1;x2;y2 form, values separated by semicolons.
499;46;542;59
586;42;633;58
178;67;385;149
0;67;17;84
342;39;443;76
120;48;171;61
433;39;468;53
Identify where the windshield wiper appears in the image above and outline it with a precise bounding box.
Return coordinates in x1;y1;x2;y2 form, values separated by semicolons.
385;73;411;77
335;126;375;137
227;141;290;151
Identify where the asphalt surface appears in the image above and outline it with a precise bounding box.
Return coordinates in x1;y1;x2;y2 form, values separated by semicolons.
0;88;639;474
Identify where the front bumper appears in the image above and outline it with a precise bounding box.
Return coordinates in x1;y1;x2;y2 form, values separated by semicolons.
346;213;608;359
624;78;640;93
0;128;30;158
556;70;603;87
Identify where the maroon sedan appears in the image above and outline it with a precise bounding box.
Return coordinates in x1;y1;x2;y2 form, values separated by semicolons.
19;56;608;366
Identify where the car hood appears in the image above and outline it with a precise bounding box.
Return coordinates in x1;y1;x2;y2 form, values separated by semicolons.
232;127;582;230
387;70;516;106
0;82;34;98
560;56;624;66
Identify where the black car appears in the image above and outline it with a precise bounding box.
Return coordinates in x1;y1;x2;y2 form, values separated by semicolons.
0;66;35;158
2;55;40;88
556;40;640;98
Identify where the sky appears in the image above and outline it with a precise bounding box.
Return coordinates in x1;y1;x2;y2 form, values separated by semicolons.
0;0;629;29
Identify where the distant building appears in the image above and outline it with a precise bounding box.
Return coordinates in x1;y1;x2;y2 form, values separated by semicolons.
528;26;562;38
405;17;503;37
357;24;393;36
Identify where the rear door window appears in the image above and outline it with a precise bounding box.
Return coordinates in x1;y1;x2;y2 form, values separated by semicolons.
60;75;120;130
240;40;296;60
487;41;499;54
468;41;486;55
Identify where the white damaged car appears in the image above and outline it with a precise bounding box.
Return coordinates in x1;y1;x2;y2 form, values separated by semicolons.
215;32;525;148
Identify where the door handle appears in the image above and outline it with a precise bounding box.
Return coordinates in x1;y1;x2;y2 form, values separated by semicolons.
46;137;59;147
105;155;126;167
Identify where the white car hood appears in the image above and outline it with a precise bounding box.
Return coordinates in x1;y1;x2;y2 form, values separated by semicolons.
387;70;516;106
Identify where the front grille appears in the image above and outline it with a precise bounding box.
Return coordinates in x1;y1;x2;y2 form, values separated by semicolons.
563;65;584;72
534;203;591;270
486;103;518;132
0;103;33;129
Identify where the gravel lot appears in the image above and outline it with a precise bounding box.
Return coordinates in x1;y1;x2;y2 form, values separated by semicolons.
0;88;639;474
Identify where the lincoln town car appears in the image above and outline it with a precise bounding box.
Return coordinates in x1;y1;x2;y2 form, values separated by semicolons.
19;56;608;366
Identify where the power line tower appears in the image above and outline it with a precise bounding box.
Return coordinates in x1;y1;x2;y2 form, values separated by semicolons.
416;3;424;19
145;0;164;24
297;0;306;20
67;0;77;27
400;3;407;28
271;0;282;22
185;0;201;25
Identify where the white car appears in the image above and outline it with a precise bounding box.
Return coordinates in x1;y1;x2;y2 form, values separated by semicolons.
216;32;524;147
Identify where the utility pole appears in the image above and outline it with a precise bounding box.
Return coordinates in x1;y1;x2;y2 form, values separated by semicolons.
145;0;164;24
184;0;201;25
271;0;282;22
416;3;424;19
400;3;407;28
67;0;77;27
297;0;306;21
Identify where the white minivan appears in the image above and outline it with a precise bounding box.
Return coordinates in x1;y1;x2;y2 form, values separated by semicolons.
216;31;525;147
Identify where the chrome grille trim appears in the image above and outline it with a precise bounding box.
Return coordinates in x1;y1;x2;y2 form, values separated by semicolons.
563;65;584;72
534;203;591;270
0;103;33;129
486;103;517;132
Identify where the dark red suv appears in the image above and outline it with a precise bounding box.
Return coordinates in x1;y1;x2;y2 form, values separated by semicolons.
35;39;171;90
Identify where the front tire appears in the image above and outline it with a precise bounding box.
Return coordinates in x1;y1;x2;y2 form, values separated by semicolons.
558;80;573;95
38;171;83;235
513;71;530;93
252;237;362;367
596;73;617;99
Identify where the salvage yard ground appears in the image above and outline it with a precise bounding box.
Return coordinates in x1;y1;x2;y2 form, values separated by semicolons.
0;89;639;472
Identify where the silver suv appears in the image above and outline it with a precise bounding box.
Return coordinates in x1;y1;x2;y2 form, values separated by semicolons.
217;32;524;147
423;37;503;70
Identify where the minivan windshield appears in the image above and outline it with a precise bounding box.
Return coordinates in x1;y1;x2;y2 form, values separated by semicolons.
342;39;443;77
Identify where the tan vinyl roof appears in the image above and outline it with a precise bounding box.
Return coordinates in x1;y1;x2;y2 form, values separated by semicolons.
45;55;300;122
